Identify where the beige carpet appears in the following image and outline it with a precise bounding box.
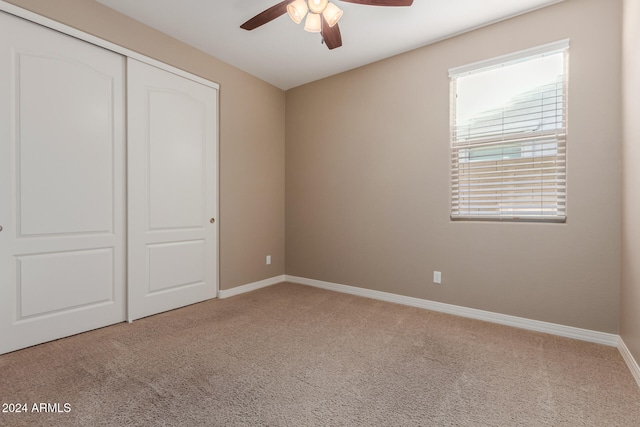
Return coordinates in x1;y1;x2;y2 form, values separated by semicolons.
1;282;639;426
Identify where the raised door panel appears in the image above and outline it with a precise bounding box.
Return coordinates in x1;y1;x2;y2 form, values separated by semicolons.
17;54;115;236
17;249;115;318
148;90;205;230
148;240;205;293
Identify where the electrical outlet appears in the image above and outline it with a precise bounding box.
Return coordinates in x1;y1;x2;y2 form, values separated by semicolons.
433;271;442;284
266;255;271;265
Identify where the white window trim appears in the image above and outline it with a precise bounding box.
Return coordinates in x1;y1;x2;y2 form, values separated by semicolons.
449;40;569;222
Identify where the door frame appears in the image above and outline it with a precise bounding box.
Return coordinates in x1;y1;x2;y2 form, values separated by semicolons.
0;0;221;317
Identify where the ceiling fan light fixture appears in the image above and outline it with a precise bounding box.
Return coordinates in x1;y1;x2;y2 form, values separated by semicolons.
287;0;309;24
322;3;343;27
304;12;322;33
308;0;329;14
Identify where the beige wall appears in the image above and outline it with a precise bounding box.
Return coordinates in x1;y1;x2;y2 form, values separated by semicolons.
3;0;286;290
622;0;640;362
286;0;622;332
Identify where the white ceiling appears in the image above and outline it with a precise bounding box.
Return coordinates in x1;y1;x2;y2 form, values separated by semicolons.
96;0;563;90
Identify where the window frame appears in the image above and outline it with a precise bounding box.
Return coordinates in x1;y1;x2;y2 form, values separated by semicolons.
449;39;569;223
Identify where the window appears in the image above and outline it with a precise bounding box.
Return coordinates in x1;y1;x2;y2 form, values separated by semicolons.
449;40;569;222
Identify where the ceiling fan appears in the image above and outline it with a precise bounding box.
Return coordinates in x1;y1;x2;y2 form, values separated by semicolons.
240;0;414;50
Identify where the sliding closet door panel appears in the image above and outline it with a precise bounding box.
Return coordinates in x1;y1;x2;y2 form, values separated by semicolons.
128;59;218;321
0;12;126;354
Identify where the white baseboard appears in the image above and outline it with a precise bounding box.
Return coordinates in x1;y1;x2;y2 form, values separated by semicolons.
285;275;619;347
618;338;640;388
217;275;285;299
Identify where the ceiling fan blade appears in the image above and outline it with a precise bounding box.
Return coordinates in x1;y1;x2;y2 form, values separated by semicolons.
321;19;343;50
338;0;413;5
240;1;293;30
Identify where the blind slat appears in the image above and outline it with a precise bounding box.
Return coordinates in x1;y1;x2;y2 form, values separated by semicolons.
452;131;566;149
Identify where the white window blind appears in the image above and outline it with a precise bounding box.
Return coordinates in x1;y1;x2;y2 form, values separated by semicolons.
449;40;569;222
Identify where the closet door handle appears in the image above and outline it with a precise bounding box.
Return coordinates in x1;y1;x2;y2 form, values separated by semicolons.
0;225;3;232
209;218;215;224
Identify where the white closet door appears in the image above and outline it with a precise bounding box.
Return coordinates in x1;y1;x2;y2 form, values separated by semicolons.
127;59;218;321
0;13;126;354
